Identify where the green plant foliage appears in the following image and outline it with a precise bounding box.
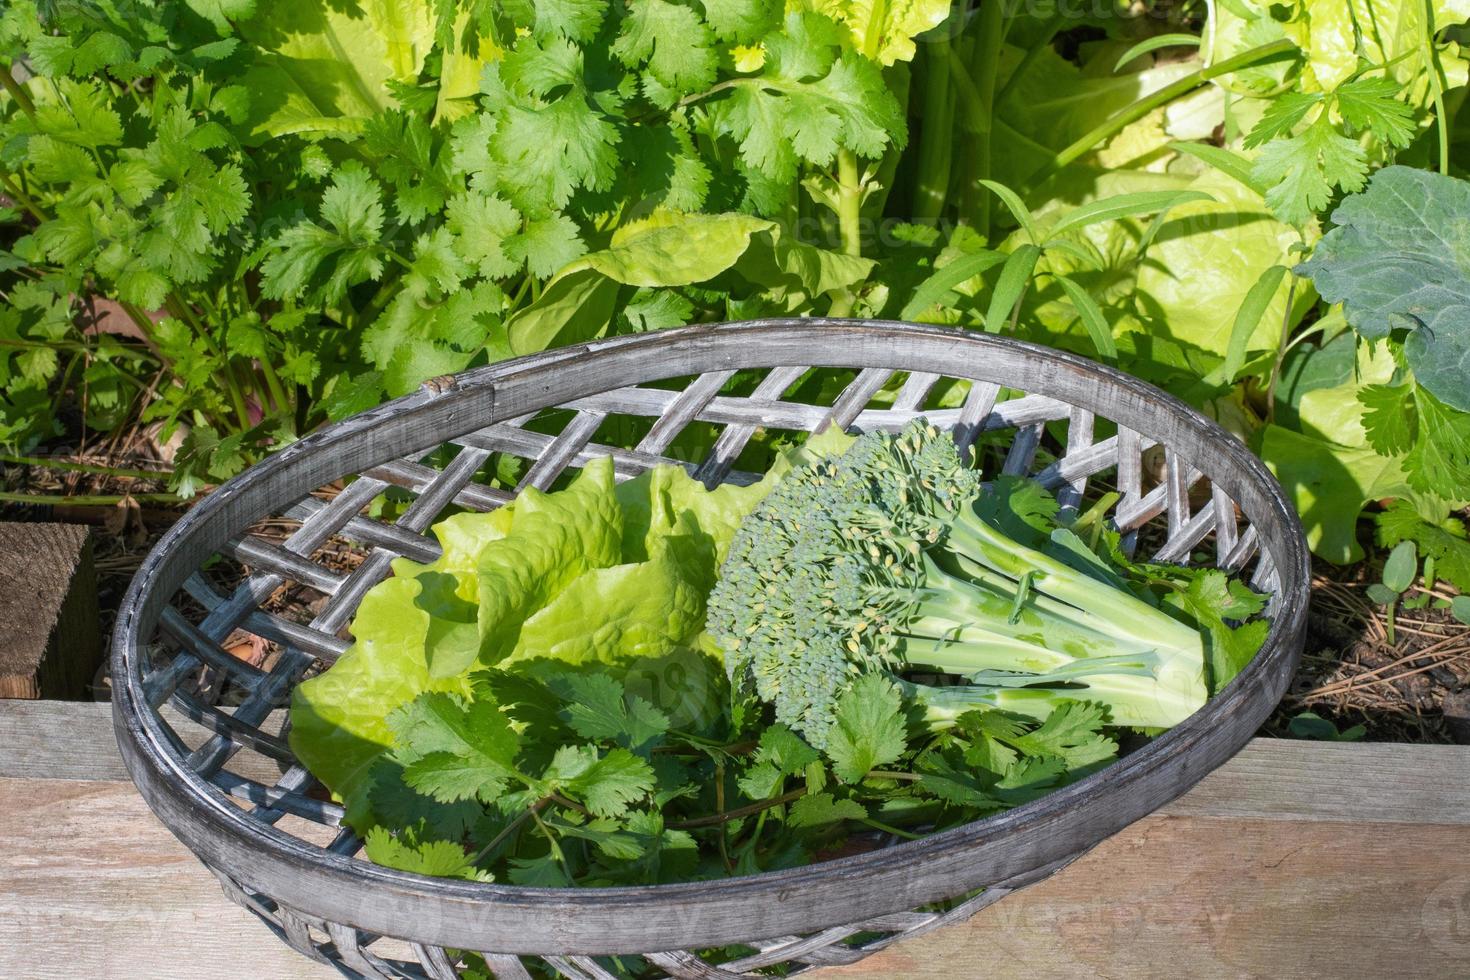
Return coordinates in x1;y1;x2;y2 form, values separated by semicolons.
1;0;1468;573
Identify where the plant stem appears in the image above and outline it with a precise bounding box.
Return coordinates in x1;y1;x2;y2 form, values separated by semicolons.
470;797;548;865
1028;39;1298;189
116;300;162;355
0;491;187;505
714;757;732;872
669;788;807;829
859;816;922;840
548;792;592;817
0;453;171;480
827;148;865;318
867;770;923;782
258;358;290;415
0;168;45;222
836;149;863;258
1421;4;1450;175
959;0;1004;235
0;63;35;117
912;36;955;223
1264;276;1298;424
166;294;252;432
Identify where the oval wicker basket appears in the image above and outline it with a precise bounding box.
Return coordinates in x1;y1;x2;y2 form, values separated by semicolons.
113;319;1308;979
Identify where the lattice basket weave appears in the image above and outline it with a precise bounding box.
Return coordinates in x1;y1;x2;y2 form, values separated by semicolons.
112;320;1309;979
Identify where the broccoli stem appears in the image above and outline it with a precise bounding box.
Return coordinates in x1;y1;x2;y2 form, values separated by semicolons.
944;507;1203;651
883;512;1209;730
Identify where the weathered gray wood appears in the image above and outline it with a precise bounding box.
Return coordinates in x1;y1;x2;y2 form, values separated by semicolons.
4;736;1469;979
107;320;1313;970
0;699;289;783
0;522;100;699
15;700;1470;823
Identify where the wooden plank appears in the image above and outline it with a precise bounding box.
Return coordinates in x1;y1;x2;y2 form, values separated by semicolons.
828;816;1470;979
0;699;288;784
2;764;1469;979
9;701;1469;824
0;523;100;699
0;777;332;980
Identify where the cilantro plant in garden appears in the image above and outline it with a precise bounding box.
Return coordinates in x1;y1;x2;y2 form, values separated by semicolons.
1;0;1469;583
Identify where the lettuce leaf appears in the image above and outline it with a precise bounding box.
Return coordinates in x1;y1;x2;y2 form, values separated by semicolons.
290;447;826;829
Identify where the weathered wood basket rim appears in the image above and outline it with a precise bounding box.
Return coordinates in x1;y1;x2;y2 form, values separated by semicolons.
111;319;1311;954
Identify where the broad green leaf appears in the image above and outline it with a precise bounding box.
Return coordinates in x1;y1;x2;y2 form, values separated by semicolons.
589;212;772;286
239;0;436;140
288;571;477;829
790;0;952;65
1133;170;1306;356
476;457;625;667
505;268;620;354
1381;540;1418;594
501;532;712;670
1256;423;1417;564
1298;167;1470;412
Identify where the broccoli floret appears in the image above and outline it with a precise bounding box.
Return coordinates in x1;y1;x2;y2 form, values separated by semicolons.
706;421;1209;748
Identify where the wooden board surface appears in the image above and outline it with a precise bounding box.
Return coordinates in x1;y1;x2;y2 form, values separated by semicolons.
0;523;100;699
3;701;1469;979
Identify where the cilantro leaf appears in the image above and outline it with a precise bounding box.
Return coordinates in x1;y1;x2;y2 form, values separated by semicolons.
915;752;1006;811
1358;383;1418;456
1376;502;1470;593
1335;77;1415;148
544;745;657;817
1242;91;1322;149
363;826;493;882
550;672;671;752
786;792;866;830
613;0;719;99
824;674;908;783
755;724;820;774
1015;701;1118;771
389;693;523;805
1253;114;1367;226
260;163;386;305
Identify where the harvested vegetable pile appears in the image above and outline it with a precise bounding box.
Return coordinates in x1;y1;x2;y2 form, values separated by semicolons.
290;421;1267;891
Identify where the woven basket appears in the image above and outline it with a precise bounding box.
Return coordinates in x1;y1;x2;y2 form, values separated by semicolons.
112;320;1309;979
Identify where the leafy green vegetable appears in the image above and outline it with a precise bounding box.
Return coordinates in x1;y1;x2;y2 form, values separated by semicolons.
708;421;1263;748
290;455;763;826
290;414;1266;893
1299;167;1470;413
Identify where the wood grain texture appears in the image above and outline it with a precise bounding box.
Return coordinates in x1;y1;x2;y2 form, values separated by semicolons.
0;522;100;699
0;777;331;980
0;699;288;783
827;816;1470;979
3;737;1469;978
